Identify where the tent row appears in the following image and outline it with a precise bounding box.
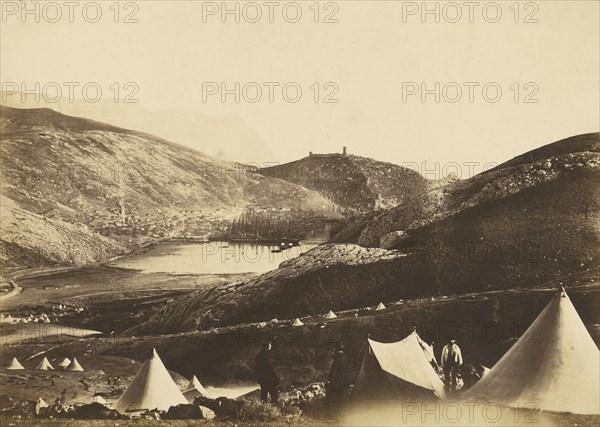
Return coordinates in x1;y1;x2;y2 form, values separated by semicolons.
289;304;387;327
116;337;441;414
1;313;53;324
6;348;206;413
355;288;599;415
119;334;440;414
5;357;84;372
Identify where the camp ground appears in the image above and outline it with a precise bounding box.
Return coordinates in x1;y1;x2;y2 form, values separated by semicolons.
1;287;598;424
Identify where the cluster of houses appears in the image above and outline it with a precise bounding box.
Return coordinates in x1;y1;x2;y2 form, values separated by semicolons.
87;208;220;240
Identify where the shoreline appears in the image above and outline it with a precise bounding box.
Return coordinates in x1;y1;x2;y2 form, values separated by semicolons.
0;282;22;302
3;236;321;281
1;238;320;310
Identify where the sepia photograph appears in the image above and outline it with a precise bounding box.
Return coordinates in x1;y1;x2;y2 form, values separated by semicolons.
0;1;599;425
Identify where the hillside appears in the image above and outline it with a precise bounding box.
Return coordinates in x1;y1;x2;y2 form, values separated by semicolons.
335;132;600;247
0;107;336;268
135;133;600;334
258;152;428;213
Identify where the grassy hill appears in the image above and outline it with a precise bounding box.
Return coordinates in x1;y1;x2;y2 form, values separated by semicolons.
134;133;600;333
258;153;428;214
0;107;336;269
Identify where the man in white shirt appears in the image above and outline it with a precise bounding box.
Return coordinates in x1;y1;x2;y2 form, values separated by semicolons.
441;338;463;393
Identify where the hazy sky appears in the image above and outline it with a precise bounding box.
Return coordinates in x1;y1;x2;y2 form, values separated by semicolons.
2;0;599;173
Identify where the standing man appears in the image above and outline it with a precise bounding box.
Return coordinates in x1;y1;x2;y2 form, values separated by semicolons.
327;343;349;403
255;342;279;404
441;338;463;393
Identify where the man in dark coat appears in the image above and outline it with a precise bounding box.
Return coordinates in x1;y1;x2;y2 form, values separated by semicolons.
327;343;349;402
255;342;279;403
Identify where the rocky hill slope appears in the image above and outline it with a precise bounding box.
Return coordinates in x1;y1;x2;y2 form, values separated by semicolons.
334;133;600;248
258;152;428;213
0;107;336;268
135;133;600;334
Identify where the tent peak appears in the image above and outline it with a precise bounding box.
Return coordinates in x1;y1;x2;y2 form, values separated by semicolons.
6;357;25;370
117;347;186;412
465;287;599;414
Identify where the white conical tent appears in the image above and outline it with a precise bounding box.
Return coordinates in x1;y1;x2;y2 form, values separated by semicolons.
183;375;208;403
355;331;445;401
465;288;600;415
292;318;304;326
58;358;71;369
184;375;206;393
376;303;386;311
35;357;54;371
92;395;107;405
116;348;187;412
65;358;84;372
325;310;337;319
35;397;48;414
6;357;25;370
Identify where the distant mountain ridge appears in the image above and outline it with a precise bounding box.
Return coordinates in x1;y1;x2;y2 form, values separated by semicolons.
0;94;274;164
